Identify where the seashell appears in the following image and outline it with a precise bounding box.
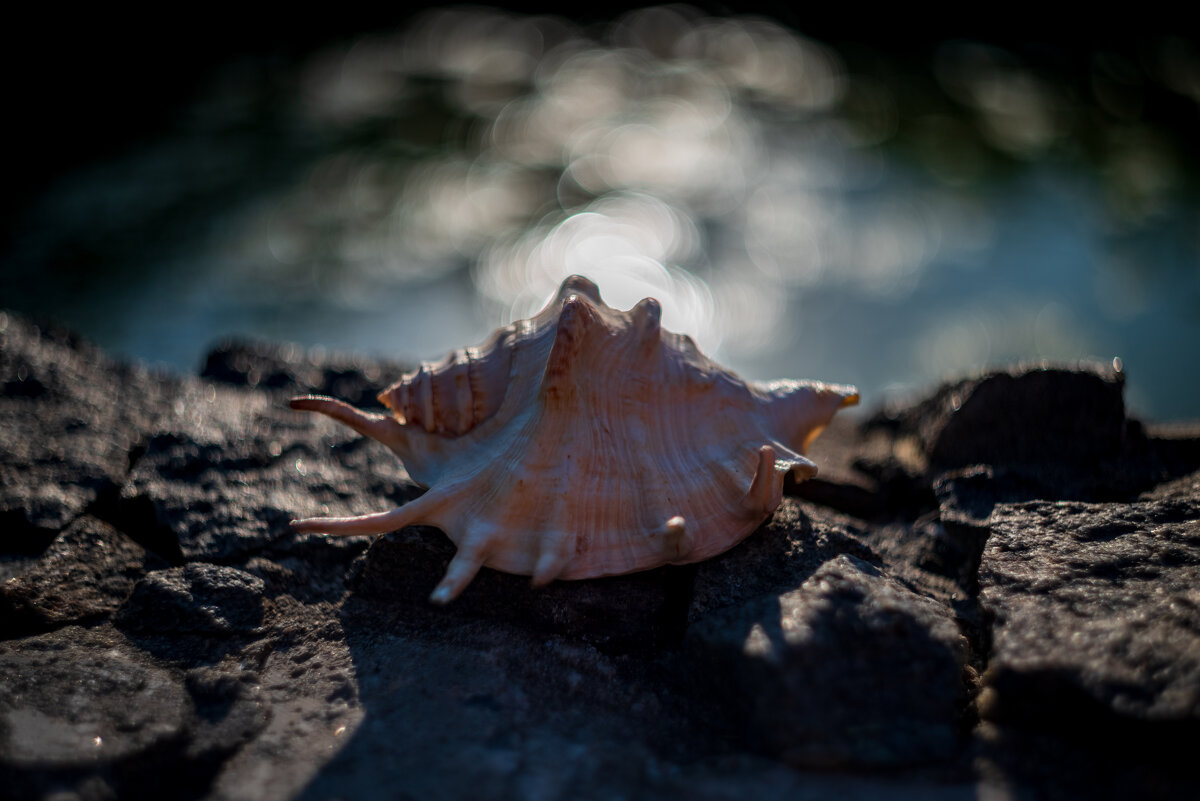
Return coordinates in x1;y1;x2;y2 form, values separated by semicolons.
289;275;858;603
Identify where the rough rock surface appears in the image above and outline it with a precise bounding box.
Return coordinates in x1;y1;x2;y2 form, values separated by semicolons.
0;516;166;637
3;313;1200;800
980;499;1200;726
0;318;171;545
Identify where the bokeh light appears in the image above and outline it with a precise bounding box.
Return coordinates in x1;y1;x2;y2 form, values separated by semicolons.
2;5;1198;419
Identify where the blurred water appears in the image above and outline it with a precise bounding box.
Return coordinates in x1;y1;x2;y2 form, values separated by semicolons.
3;6;1199;419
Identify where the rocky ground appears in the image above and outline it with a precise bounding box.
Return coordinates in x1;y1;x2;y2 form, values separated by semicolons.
2;310;1198;800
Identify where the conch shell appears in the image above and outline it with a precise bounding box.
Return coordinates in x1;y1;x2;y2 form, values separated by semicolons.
290;276;857;602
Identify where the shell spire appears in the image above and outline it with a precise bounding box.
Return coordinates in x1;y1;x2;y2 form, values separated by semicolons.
289;275;858;602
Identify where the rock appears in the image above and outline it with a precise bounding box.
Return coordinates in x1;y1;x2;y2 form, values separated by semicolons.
0;624;270;800
0;515;166;637
685;554;968;768
788;415;890;520
973;721;1200;801
347;525;691;652
927;466;1045;590
1139;422;1200;501
200;338;410;410
688;498;879;621
979;499;1200;730
244;533;369;606
0;316;172;547
119;385;420;561
0;626;191;799
4;306;1200;799
861;363;1192;506
116;564;266;636
898;362;1127;470
206;624;363;801
184;665;269;761
286;604;710;801
0;627;189;769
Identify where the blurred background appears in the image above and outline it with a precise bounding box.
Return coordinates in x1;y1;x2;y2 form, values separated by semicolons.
2;4;1198;419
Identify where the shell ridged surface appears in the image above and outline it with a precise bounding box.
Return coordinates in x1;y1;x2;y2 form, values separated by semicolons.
290;275;857;602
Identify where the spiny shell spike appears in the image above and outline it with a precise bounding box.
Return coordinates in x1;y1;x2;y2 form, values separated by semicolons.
657;516;691;559
742;444;785;517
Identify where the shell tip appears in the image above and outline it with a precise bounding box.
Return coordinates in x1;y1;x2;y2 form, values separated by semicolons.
658;515;692;559
791;459;818;482
290;518;322;534
531;529;575;587
558;274;602;303
289;395;323;411
742;444;784;516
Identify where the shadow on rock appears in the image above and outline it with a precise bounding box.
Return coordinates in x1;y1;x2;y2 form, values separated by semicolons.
684;554;969;769
0;626;266;801
293;575;725;801
344;525;696;654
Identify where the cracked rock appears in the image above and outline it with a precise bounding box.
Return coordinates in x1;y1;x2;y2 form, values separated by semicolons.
3;306;1199;800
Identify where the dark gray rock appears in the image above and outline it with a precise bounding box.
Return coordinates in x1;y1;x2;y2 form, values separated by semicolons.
1142;469;1200;502
200;598;365;801
788;415;891;520
116;564;266;636
184;664;269;761
858;363;1189;505
686;554;968;768
244;533;369;606
284;606;710;801
689;498;880;621
0;625;270;800
979;498;1200;729
0;626;192;800
201;338;410;411
0;316;172;546
119;382;420;561
347;525;689;651
0;515;166;637
896;362;1127;470
0;626;189;769
1139;422;1200;502
972;720;1200;801
927;466;1046;590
